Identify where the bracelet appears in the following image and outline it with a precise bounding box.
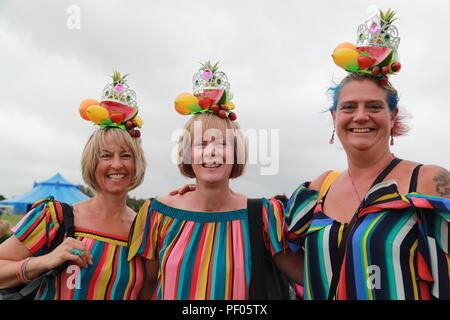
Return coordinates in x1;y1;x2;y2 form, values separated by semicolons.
16;260;22;283
22;257;33;283
17;257;33;284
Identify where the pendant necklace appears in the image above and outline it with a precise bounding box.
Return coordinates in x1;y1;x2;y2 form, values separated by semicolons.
347;153;395;204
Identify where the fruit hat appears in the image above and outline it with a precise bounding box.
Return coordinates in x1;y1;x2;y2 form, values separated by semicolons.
331;8;401;86
79;71;143;137
174;61;237;121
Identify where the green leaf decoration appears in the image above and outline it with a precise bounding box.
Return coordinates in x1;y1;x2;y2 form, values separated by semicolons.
345;65;360;72
360;51;372;58
379;8;398;26
101;118;113;126
392;50;399;62
200;61;220;73
98;118;126;129
187;109;212;115
225;90;234;102
187;103;202;112
111;70;129;85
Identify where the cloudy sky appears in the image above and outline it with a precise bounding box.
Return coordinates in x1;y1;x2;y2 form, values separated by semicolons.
1;0;449;202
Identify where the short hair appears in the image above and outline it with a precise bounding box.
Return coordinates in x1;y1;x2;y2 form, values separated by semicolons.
81;127;146;192
178;113;248;179
328;72;409;136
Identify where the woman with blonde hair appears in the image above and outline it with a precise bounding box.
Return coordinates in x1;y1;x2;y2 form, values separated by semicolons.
0;71;147;299
129;62;301;300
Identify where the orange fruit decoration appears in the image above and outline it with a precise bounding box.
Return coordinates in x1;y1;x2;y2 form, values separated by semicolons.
174;94;199;115
79;98;99;120
332;48;360;69
333;42;357;52
86;105;110;125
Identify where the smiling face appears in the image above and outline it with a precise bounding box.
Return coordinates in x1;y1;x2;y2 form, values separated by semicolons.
331;79;398;152
178;113;247;181
191;126;235;184
94;131;136;195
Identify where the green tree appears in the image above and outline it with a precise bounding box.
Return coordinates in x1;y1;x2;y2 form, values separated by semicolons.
126;196;147;212
78;185;150;212
79;185;95;198
0;195;5;201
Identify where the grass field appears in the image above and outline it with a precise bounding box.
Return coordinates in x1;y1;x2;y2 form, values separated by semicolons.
0;215;24;227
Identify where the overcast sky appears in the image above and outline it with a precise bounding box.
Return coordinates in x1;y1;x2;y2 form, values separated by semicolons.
1;0;449;202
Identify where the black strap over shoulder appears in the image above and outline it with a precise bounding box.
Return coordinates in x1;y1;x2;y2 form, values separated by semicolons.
409;164;423;193
247;198;264;299
50;203;75;273
370;157;403;189
50;202;75;249
247;198;291;300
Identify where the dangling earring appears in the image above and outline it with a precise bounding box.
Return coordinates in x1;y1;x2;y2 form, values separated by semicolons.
329;128;335;144
390;134;394;146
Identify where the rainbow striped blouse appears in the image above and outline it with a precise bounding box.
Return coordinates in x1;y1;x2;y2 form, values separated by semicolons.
285;180;450;300
128;198;286;300
12;199;145;300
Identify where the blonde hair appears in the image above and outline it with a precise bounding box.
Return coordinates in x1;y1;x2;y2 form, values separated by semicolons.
178;113;247;179
81;127;146;192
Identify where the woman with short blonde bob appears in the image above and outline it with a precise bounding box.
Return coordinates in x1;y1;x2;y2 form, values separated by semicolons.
82;127;146;192
129;62;301;300
0;72;148;299
177;112;247;179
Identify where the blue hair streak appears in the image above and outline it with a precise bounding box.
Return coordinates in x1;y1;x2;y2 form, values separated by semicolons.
329;74;399;112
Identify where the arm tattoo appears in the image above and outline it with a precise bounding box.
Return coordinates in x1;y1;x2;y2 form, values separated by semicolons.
432;169;450;197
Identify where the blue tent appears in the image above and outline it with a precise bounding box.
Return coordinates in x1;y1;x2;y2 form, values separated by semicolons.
0;173;89;214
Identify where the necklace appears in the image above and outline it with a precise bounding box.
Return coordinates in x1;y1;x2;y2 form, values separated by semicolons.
347;169;363;203
347;153;395;204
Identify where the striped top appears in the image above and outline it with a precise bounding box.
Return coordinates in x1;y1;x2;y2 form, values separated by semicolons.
128;198;286;300
285;180;450;300
12;198;145;300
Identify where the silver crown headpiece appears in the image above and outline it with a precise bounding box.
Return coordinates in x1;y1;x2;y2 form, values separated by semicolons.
101;71;138;108
356;9;400;50
192;61;230;95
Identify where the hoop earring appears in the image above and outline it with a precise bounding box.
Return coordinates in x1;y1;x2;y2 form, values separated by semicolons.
329;128;335;144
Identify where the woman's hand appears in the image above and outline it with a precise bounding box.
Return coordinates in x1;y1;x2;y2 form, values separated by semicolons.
42;237;93;270
169;184;196;196
0;236;92;289
138;259;159;300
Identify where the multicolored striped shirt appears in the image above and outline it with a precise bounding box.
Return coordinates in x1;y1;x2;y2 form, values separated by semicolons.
12;199;145;300
285;180;450;300
128;198;286;300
